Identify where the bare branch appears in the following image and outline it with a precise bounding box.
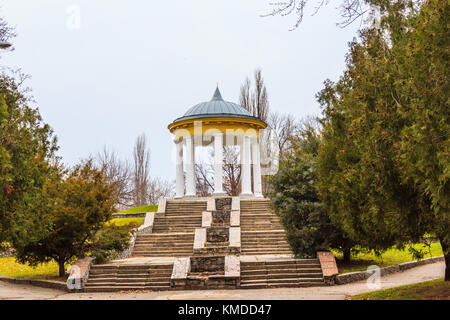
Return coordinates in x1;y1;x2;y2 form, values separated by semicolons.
262;0;371;30
95;146;133;208
223;146;241;196
239;68;270;122
132;134;150;207
147;177;174;204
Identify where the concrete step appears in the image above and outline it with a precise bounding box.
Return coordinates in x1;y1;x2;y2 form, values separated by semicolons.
116;273;149;278
267;273;323;279
86;277;116;283
241;230;286;235
239;257;325;289
241;268;322;276
153;224;201;227
241;232;286;235
89;273;117;279
241;244;290;247
239;283;268;289
84;286;147;292
154;221;201;224
152;229;198;233
115;278;151;284
146;277;171;282
136;237;193;241
133;250;192;254
133;251;193;255
241;251;293;256
134;241;193;245
84;282;117;287
134;253;192;257
84;262;173;293
137;235;194;239
241;239;288;242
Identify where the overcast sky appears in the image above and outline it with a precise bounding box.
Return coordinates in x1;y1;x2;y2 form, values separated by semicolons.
1;1;359;181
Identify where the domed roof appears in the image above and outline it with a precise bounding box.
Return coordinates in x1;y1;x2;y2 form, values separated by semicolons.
172;87;260;123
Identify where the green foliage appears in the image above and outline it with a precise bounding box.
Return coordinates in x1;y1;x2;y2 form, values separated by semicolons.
116;204;158;214
352;278;449;300
11;160;118;276
316;0;449;278
393;0;449;254
0;73;58;246
107;217;144;227
335;242;443;273
90;223;136;264
269;127;353;257
0;257;66;281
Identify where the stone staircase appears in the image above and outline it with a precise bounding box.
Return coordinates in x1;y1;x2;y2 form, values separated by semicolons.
152;200;205;233
83;198;328;291
240;259;324;289
132;232;195;257
132;200;206;257
240;200;292;255
84;263;173;292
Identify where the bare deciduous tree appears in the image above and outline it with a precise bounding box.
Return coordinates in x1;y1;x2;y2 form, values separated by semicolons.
223;146;241;196
147;177;175;205
195;163;214;197
262;0;373;30
267;112;298;157
96;146;133;208
0;16;15;50
295;115;321;136
133;134;150;207
239;69;269;122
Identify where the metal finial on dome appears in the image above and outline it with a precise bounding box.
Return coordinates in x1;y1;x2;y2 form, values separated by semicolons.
211;86;223;101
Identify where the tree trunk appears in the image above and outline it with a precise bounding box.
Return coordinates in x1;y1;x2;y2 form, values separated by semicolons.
58;259;65;278
439;237;449;281
343;248;351;263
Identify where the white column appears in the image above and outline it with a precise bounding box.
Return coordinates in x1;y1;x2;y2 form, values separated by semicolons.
240;135;252;196
252;136;263;198
175;138;184;198
185;135;196;197
213;132;225;195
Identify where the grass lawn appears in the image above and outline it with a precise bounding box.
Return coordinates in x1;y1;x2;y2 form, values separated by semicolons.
115;204;158;214
334;242;443;274
107;217;144;227
0;257;67;282
352;278;450;300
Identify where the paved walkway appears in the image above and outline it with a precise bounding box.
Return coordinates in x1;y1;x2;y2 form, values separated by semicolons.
0;262;445;300
106;254;296;266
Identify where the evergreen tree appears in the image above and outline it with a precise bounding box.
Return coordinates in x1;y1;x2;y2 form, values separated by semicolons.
11;160;129;277
316;0;449;279
269;124;354;259
0;73;58;248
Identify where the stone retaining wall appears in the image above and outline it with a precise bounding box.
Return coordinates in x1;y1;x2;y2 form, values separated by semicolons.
117;212;155;259
171;255;240;290
111;212;146;219
336;255;444;285
191;256;225;273
0;276;68;292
